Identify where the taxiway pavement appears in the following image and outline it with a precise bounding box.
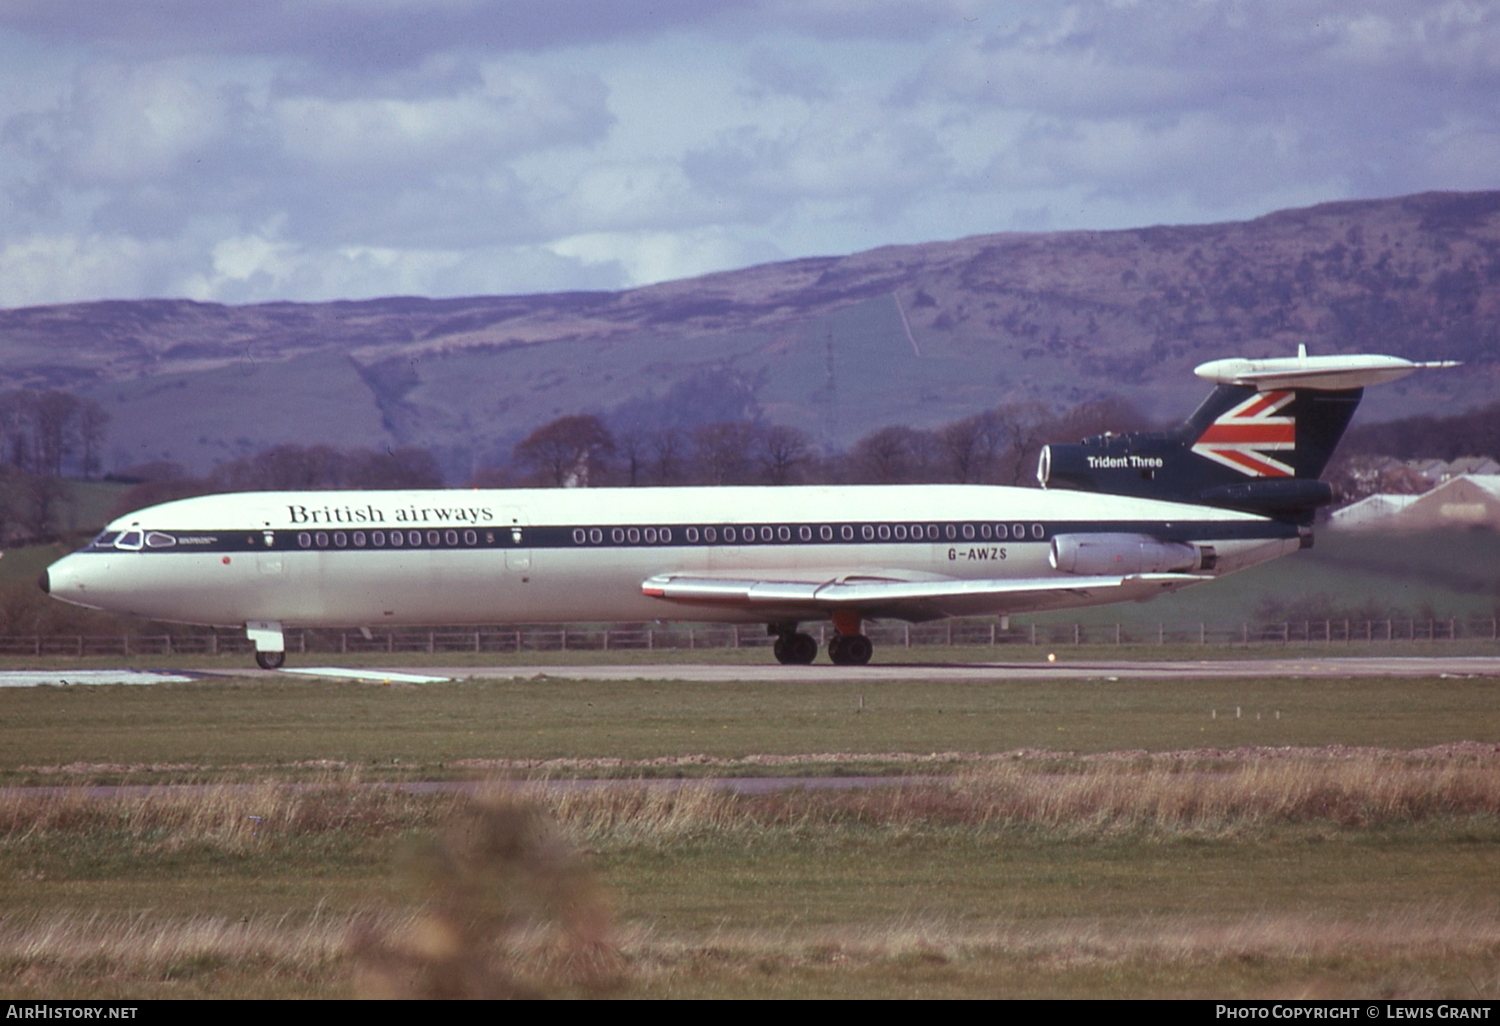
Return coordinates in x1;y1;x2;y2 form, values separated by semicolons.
271;656;1500;683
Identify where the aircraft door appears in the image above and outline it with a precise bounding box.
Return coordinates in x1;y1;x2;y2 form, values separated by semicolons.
253;512;283;576
497;507;531;571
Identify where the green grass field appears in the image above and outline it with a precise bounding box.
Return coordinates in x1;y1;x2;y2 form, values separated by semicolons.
0;670;1498;998
3;673;1499;783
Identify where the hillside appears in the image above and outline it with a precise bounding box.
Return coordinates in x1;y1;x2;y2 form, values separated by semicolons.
2;190;1496;480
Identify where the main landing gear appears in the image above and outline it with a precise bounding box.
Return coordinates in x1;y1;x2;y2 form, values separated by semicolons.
769;614;875;666
771;624;819;665
827;632;873;666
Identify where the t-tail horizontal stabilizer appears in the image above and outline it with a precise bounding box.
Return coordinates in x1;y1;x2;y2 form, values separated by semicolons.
1038;348;1459;521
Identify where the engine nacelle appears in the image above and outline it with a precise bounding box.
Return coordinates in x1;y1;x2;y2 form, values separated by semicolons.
1049;533;1208;575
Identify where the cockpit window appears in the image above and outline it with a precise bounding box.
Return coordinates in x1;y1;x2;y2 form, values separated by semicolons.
145;531;177;548
114;530;144;551
89;531;121;549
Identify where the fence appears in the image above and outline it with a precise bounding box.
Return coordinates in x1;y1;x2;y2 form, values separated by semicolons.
1;617;1497;657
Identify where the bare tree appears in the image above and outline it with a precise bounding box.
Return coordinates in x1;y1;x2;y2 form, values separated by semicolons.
614;430;648;486
848;425;936;483
211;444;348;491
32;391;82;478
935;412;1008;483
77;400;111;479
0;392;36;472
345;447;444;489
21;474;71;540
1046;397;1152;443
757;425;814;485
650;428;686;485
513;415;615;487
691;422;759;485
991;401;1055;486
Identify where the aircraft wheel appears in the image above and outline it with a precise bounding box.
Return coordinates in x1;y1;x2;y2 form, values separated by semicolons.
827;634;847;664
829;634;872;666
843;634;873;665
255;650;286;670
774;632;818;665
787;632;818;664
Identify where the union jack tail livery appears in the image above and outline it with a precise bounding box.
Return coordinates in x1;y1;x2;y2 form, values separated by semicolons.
1039;348;1458;523
1189;389;1296;478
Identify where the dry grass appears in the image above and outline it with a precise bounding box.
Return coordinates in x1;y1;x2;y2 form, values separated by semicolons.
943;746;1500;836
4;749;1500;997
3;906;1497;999
2;744;1499;856
0;779;458;857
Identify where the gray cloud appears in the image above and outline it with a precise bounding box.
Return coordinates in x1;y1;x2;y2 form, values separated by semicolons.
1;1;1497;306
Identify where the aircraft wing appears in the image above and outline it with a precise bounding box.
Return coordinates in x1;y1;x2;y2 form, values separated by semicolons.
641;571;1207;622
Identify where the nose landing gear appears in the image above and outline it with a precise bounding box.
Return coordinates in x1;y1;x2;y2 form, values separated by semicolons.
246;620;286;670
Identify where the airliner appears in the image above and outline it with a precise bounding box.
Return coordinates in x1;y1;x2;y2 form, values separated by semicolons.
40;349;1454;669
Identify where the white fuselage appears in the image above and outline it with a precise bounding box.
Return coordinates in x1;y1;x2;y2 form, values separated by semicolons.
44;484;1300;629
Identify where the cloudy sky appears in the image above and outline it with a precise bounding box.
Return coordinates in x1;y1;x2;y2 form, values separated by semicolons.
2;0;1497;308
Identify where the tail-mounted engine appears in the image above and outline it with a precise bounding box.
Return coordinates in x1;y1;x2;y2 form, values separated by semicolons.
1049;533;1215;575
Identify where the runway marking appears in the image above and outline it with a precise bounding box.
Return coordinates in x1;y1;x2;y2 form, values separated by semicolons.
284;667;452;684
380;657;1500;683
0;670;199;688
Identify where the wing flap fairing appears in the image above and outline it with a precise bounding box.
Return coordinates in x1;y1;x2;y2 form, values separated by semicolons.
642;571;1207;621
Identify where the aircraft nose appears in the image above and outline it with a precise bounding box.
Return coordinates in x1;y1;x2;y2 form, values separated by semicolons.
37;569;49;594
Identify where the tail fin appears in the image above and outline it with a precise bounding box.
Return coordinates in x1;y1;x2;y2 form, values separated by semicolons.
1038;349;1458;521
